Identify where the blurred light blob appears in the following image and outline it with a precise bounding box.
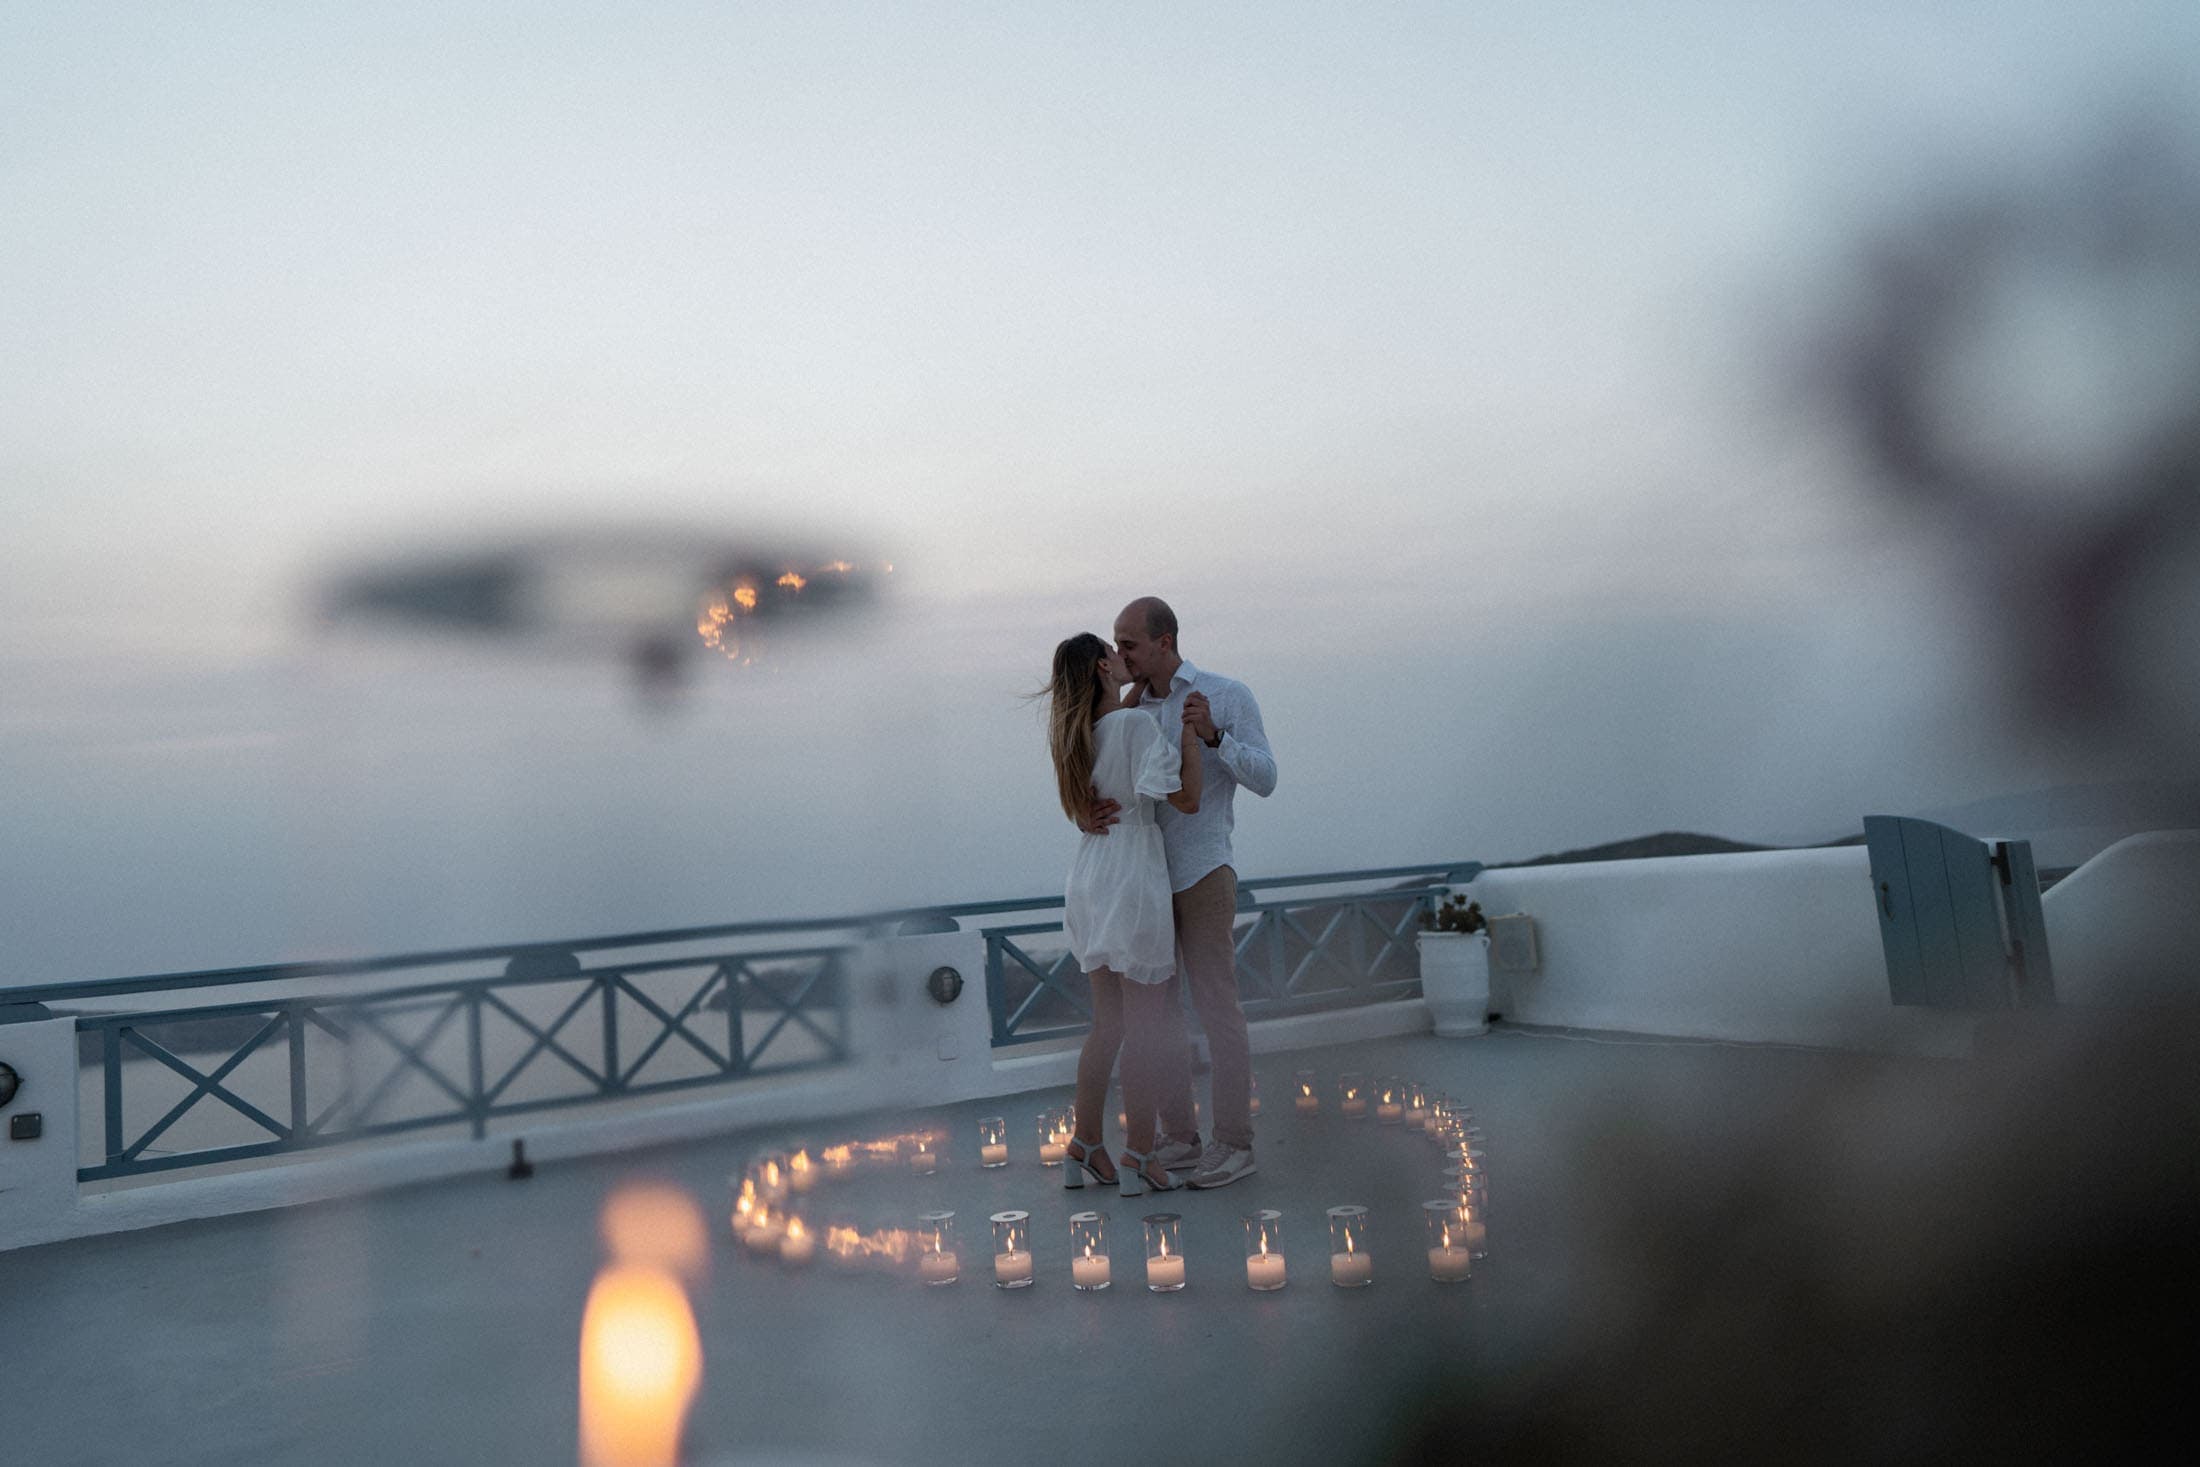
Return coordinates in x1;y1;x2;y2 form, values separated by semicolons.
315;524;890;696
599;1183;710;1281
577;1262;703;1467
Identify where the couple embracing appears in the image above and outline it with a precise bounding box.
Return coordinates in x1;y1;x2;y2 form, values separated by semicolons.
1043;597;1277;1197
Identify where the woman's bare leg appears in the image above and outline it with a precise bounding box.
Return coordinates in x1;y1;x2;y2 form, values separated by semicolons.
1073;969;1125;1177
1118;977;1174;1177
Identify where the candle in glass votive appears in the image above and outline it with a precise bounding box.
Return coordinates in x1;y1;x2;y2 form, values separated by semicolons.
1294;1070;1318;1115
1244;1210;1287;1291
1328;1205;1373;1287
1338;1072;1367;1119
788;1149;815;1193
990;1211;1034;1288
1249;1073;1262;1116
977;1116;1009;1169
1376;1076;1404;1124
1069;1212;1111;1290
742;1207;781;1254
779;1216;816;1265
1424;1199;1478;1280
755;1150;791;1202
909;1142;938;1174
1143;1213;1186;1292
1037;1109;1070;1166
917;1211;958;1285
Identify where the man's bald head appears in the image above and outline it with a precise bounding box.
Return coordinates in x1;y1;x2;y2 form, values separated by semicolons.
1118;597;1178;644
1112;596;1182;695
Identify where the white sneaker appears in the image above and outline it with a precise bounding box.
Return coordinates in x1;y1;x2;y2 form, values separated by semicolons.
1187;1142;1257;1189
1152;1136;1202;1172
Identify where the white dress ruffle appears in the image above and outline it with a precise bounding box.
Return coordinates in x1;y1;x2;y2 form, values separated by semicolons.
1063;709;1182;985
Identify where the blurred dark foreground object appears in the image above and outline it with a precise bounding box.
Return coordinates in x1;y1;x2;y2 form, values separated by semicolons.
1383;1007;2200;1464
315;525;889;697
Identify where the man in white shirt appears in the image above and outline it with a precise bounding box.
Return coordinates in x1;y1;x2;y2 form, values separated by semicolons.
1084;596;1277;1188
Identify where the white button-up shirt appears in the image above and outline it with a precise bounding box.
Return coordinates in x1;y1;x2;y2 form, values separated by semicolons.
1130;660;1278;892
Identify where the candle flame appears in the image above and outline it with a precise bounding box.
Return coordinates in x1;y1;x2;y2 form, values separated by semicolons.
820;560;855;574
732;583;758;610
578;1264;702;1467
777;571;807;591
785;1216;806;1242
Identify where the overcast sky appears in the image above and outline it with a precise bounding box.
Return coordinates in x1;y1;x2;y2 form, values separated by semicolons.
5;2;2195;982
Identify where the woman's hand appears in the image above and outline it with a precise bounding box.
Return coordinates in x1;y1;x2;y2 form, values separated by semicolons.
1182;690;1218;745
1080;791;1122;835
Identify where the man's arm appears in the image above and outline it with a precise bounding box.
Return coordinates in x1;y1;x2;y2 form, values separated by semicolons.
1213;681;1277;797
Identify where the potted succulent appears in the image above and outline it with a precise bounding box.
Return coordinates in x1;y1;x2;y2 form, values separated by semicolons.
1417;895;1491;1037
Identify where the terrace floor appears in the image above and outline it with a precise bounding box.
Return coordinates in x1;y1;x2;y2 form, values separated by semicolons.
4;1028;1956;1467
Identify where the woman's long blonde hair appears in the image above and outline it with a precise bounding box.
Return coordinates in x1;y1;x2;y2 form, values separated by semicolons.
1046;633;1110;825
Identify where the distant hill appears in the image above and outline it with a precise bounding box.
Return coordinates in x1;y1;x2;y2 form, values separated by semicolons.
1490;831;1781;868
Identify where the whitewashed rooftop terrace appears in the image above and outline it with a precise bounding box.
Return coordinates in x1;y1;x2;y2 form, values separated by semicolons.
9;1022;2082;1467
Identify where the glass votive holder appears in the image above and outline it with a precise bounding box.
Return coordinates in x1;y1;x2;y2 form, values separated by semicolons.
916;1211;958;1285
1142;1213;1187;1293
1327;1205;1373;1287
729;1174;759;1232
977;1116;1009;1168
778;1210;817;1266
1037;1109;1069;1166
1424;1199;1480;1281
787;1147;816;1193
1293;1070;1318;1115
1069;1211;1111;1291
1424;1095;1452;1137
1244;1209;1287;1291
1376;1076;1405;1124
1338;1072;1368;1120
821;1142;855;1177
990;1210;1034;1289
1406;1081;1430;1129
825;1214;865;1270
908;1138;938;1174
754;1149;791;1201
741;1203;782;1255
1442;1165;1490;1211
1249;1071;1262;1117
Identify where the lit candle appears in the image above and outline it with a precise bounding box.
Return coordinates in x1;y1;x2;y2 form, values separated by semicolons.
1245;1250;1287;1290
778;1217;815;1266
788;1150;815;1193
1427;1245;1473;1282
1294;1071;1318;1115
577;1264;702;1467
1038;1140;1067;1164
918;1250;960;1284
741;1209;781;1254
1376;1102;1402;1122
980;1143;1009;1167
1295;1095;1319;1115
994;1249;1033;1286
909;1146;937;1174
1147;1252;1186;1290
1328;1204;1373;1287
1341;1098;1369;1119
1071;1253;1111;1290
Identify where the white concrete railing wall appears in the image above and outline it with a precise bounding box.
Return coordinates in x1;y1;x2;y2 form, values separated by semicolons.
0;1017;80;1253
2040;830;2200;1008
1460;847;1977;1057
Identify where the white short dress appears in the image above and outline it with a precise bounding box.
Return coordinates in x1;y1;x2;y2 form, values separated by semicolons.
1063;708;1183;985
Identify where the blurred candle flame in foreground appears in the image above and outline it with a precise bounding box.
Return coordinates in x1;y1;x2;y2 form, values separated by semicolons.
599;1183;711;1281
582;1186;707;1467
578;1265;703;1467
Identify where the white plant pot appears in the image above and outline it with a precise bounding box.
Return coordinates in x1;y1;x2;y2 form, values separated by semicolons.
1418;931;1492;1037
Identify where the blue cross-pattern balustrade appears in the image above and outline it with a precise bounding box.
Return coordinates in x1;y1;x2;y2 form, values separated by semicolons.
9;861;1478;1184
983;862;1481;1047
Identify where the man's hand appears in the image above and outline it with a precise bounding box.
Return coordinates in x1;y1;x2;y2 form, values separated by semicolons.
1080;791;1122;835
1182;691;1220;745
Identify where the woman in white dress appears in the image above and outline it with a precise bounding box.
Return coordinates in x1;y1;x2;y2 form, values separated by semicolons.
1047;632;1204;1196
